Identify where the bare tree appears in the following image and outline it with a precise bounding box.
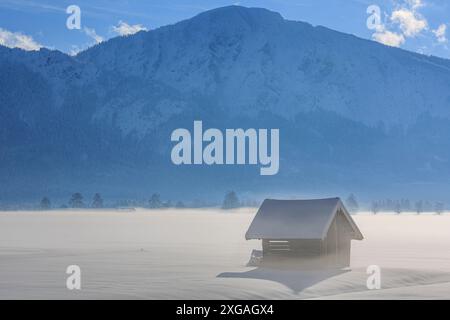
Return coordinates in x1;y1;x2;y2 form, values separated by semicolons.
415;200;423;215
92;193;103;208
149;193;162;209
371;201;379;215
345;194;359;213
222;191;240;210
40;197;51;210
435;202;444;215
69;193;84;208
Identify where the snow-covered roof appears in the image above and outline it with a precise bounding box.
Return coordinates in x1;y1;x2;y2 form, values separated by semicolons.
245;198;363;240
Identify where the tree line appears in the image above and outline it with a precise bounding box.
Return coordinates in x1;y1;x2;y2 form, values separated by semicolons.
40;193;103;209
39;191;253;210
371;199;445;214
345;194;446;215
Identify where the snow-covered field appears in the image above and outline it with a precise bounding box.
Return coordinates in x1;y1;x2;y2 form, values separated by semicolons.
1;208;450;299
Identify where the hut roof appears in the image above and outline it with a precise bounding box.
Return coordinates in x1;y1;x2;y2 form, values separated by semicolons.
245;198;363;240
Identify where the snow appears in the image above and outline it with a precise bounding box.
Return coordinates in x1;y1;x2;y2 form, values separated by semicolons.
4;6;448;131
74;6;450;127
1;208;450;299
245;198;362;240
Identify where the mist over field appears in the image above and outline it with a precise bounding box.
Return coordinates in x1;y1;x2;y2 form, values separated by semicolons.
1;208;450;299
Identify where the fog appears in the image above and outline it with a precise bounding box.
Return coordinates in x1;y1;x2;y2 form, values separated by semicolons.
1;209;450;299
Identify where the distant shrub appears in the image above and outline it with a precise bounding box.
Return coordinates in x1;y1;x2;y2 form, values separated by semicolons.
222;191;240;210
69;193;84;208
40;197;51;210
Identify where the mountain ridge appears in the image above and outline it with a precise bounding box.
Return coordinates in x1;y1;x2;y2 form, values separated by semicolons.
1;6;450;204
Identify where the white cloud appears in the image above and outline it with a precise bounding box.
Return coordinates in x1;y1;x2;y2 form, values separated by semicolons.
69;45;83;56
407;0;425;10
391;8;427;37
433;24;447;43
370;0;429;48
406;0;425;10
83;27;104;44
372;28;406;47
0;27;42;51
112;21;147;36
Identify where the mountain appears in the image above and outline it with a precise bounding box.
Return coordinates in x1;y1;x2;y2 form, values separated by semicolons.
1;6;450;205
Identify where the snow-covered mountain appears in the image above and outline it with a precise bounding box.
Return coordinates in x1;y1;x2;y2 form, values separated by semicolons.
1;6;450;204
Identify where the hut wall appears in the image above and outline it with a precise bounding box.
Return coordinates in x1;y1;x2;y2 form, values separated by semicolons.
336;210;352;267
324;210;353;267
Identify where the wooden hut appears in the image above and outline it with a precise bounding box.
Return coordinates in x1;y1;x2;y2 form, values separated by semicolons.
245;198;363;268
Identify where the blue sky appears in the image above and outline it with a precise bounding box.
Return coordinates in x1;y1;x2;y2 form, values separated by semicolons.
0;0;448;58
